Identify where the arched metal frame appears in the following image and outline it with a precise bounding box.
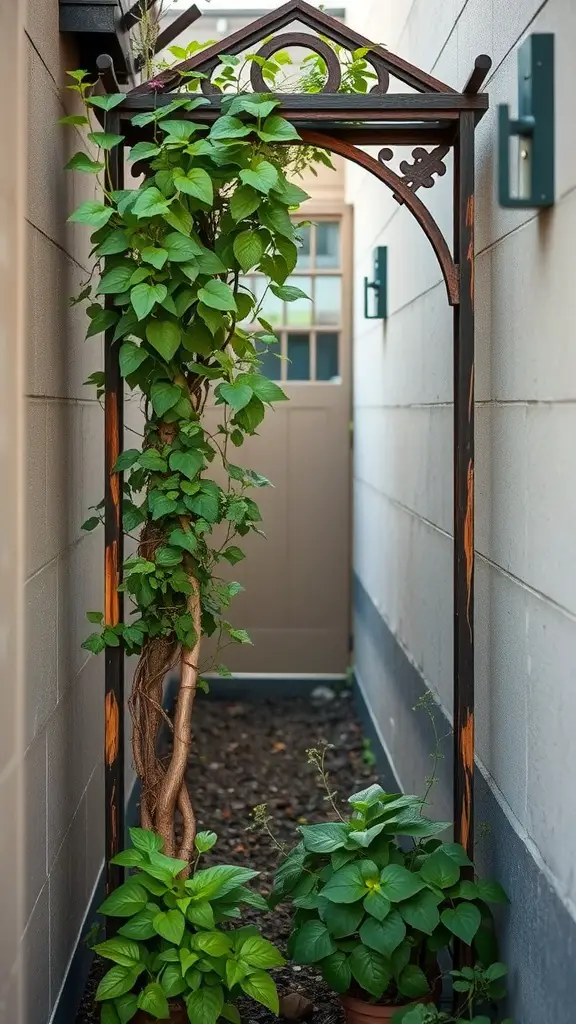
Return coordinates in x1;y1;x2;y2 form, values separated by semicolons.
99;0;490;900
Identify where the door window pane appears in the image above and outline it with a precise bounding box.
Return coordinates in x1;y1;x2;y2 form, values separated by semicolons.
285;276;313;327
254;276;283;327
315;276;341;325
256;336;281;380
316;333;340;381
296;226;311;268
316;222;340;268
287;333;311;381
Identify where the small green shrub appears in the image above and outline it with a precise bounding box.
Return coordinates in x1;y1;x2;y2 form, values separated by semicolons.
93;827;283;1023
271;783;509;1011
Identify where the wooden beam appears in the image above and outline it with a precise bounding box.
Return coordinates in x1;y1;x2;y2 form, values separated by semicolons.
463;54;492;95
119;91;489;119
154;4;201;56
104;112;125;918
97;53;121;94
453;111;476;866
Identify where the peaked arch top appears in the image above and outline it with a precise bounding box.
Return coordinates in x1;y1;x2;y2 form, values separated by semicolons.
129;0;456;97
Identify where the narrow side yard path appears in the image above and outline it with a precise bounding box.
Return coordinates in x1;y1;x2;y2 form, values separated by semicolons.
77;689;378;1024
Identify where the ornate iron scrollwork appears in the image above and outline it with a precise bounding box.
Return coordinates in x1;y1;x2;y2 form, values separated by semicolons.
201;31;390;96
379;145;450;196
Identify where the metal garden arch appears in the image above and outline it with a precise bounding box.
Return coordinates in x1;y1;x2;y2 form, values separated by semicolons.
100;0;490;894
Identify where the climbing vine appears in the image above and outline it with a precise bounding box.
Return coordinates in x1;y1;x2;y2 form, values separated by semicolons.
64;43;376;864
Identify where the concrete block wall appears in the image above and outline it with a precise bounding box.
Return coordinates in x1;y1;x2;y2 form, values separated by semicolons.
22;6;106;1021
347;1;576;1020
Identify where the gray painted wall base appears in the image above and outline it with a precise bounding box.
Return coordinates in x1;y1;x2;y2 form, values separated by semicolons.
354;574;576;1024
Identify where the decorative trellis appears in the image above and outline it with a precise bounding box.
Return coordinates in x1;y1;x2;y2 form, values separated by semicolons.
96;0;490;896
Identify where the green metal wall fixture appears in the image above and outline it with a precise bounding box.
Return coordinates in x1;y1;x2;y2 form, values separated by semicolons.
364;246;388;320
498;33;555;208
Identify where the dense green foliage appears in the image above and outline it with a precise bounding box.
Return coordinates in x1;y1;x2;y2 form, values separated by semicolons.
94;827;283;1023
272;784;509;1015
65;72;317;667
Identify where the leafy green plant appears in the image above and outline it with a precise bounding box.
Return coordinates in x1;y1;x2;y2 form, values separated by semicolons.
271;783;509;1009
94;827;283;1023
392;963;512;1023
64;67;326;860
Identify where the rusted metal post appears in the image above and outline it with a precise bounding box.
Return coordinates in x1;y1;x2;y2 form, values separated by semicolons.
104;112;125;910
453;110;475;863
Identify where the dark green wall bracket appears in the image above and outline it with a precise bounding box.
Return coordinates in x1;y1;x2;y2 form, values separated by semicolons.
364;247;388;320
498;33;555;208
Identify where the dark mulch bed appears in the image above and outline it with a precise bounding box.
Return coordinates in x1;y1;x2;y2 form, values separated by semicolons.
76;689;379;1024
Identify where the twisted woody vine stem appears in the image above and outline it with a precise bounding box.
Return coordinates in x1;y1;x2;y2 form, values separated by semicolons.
64;45;377;862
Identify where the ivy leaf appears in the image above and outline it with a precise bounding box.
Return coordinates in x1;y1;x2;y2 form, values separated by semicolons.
321;952;352;994
97;265;134;295
273;180;311;206
241;373;287;404
65;152;104;173
129;141;161;162
141;246;168;270
149;493;178;520
88;132;124;150
300;822;349;853
233;231;264;273
98;880;148;918
86;308;118;338
240;161;279;194
420;849;460;889
237;935;284;969
186;985;224;1024
153;909;186;945
137;983;169;1020
139;449;168;472
271;282;310;302
95;229;131;257
209;115;252;140
169;450;204;480
230;185;261;221
131;283;167;320
292;920;336;964
132;187;170;219
92;937;141;968
163;200;193;236
239;972;279;1014
320;900;365;939
349;945;391;999
441;902;482;945
397;965;430;999
398;890;440;936
188;491;219;523
87;93;125;111
163;231;203;263
150;381;181;417
160;119;200;140
379;865;425;903
174;167;214;205
119;342;148;378
218;382;253;412
146;321;181;362
474;879;509;904
257;114;301;143
68;201;112;229
113;449;141;472
259;204;295;239
95;964;144;1001
198;280;237;312
222;546;245;565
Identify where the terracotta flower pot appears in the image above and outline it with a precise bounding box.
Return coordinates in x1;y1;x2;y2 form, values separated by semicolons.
133;1001;187;1024
341;993;434;1024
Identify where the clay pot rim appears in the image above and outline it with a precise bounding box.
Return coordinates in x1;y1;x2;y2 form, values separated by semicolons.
340;992;434;1017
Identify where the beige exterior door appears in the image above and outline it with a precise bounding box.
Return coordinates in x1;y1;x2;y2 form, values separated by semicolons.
207;163;353;677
